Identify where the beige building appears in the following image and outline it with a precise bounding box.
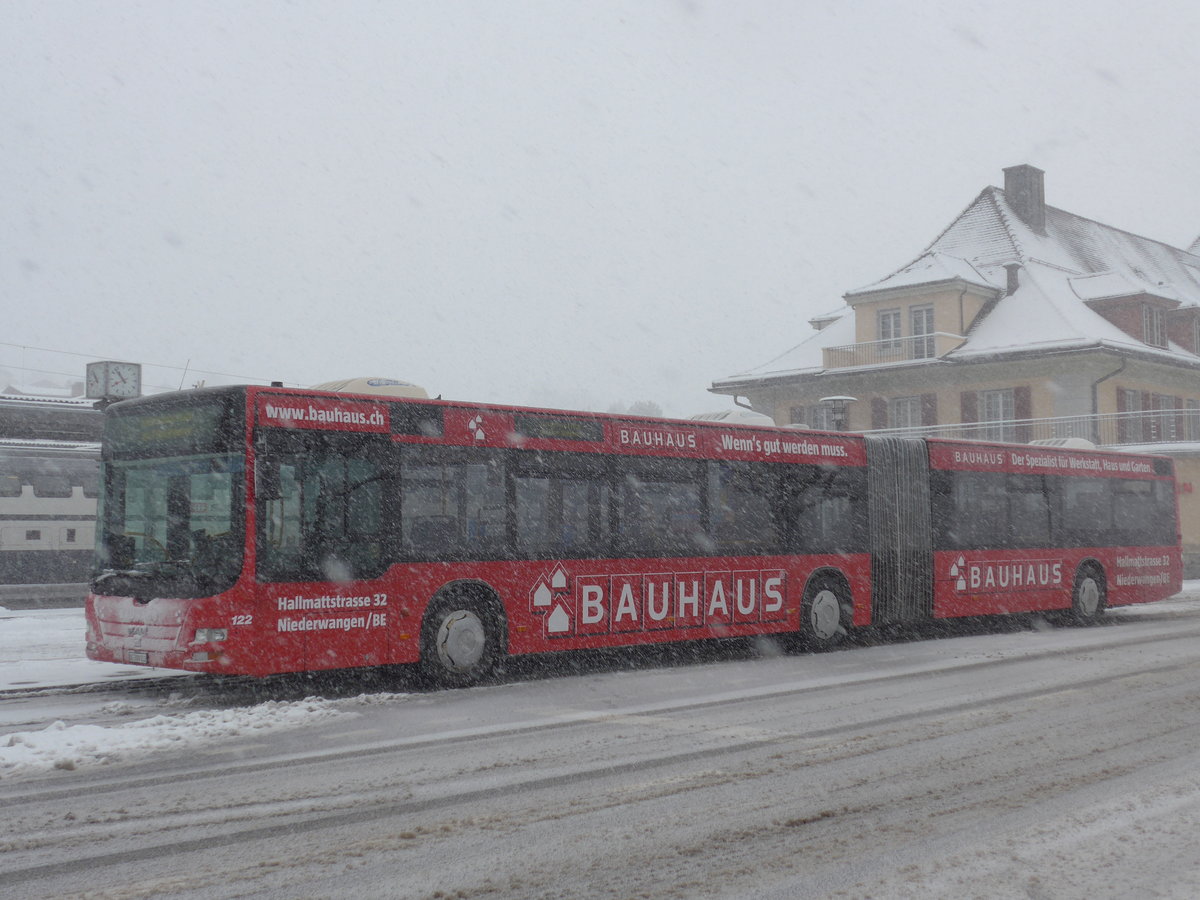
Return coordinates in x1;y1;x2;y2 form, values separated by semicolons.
711;165;1200;570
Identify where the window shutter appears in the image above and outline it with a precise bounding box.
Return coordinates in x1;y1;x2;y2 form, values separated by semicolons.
1014;386;1032;442
1013;386;1031;419
960;391;978;424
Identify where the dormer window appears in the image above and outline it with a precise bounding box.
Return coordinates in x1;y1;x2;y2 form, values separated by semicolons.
1143;304;1166;348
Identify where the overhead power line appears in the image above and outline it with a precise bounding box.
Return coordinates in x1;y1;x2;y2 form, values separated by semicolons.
0;341;300;387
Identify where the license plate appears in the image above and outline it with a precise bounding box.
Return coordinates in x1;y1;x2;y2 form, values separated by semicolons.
127;650;149;665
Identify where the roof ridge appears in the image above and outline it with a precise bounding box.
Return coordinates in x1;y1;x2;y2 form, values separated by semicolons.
1037;201;1200;262
924;186;1023;263
843;188;1014;296
916;186;990;256
984;187;1029;264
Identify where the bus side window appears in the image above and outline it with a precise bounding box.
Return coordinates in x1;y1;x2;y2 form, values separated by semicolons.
616;463;705;557
514;475;553;552
513;473;611;558
463;461;507;554
933;470;1010;550
1062;479;1112;546
1007;474;1051;547
708;462;780;554
785;466;866;555
399;454;506;560
560;481;591;551
564;479;610;554
259;443;388;582
401;461;458;555
1112;478;1174;546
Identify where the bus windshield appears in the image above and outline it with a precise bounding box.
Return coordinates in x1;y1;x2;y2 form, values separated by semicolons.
93;453;244;599
91;392;246;600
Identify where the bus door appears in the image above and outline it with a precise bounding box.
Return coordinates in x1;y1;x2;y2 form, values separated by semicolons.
256;429;395;671
865;436;933;625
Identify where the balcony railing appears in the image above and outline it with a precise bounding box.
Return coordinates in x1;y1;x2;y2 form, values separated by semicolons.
864;409;1200;448
823;332;966;369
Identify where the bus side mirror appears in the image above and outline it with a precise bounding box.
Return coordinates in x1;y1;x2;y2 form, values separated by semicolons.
257;458;282;501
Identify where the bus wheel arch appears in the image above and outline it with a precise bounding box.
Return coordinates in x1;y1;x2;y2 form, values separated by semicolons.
800;569;853;650
1070;561;1107;624
419;581;507;688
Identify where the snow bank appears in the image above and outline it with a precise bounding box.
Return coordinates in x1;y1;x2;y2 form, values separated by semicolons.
0;606;187;691
1;696;351;778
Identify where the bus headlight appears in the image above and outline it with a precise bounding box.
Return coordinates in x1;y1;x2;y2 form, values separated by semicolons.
194;628;228;643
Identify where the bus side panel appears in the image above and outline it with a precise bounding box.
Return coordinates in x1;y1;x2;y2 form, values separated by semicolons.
261;581;393;672
142;553;872;673
934;549;1076;617
932;546;1181;618
499;553;875;656
308;553;872;662
1104;546;1182;607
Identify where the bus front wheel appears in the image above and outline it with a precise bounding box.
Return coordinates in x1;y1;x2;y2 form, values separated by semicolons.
800;575;851;650
419;591;505;688
1070;565;1107;624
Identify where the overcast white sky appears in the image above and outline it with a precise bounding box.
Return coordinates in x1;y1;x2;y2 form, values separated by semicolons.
3;1;1199;417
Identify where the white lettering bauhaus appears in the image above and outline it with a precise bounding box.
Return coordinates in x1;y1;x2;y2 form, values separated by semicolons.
959;560;1063;591
549;569;787;637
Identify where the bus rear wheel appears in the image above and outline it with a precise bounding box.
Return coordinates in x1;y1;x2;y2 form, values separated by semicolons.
1070;565;1107;624
419;591;504;688
800;575;851;650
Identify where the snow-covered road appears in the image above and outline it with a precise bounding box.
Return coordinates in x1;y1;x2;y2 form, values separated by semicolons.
2;591;1200;897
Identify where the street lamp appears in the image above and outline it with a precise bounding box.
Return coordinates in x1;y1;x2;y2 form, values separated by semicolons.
819;396;857;431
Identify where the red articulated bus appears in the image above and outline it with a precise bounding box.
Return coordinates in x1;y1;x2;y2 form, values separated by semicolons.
85;384;1182;686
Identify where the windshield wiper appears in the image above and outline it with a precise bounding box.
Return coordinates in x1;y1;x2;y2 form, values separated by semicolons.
93;559;206;599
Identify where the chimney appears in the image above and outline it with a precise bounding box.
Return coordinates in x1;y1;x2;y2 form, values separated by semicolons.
1003;164;1045;232
1004;263;1021;296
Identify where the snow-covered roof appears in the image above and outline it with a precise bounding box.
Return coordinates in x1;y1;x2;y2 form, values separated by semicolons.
845;250;1002;298
728;305;855;379
0;392;95;408
947;259;1189;360
690;408;776;426
0;437;100;454
1068;271;1183;304
716;175;1200;388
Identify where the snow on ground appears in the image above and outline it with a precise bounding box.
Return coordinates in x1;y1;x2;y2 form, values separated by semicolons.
1;695;352;778
2;586;1197;781
0;606;364;779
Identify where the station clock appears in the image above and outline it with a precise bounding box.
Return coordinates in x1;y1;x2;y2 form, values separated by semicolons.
86;360;142;401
